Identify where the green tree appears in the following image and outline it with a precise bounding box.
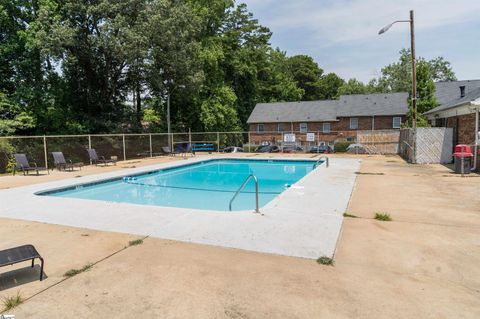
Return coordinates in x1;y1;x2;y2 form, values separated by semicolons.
199;85;240;131
405;62;437;127
286;55;324;100
257;49;304;103
377;48;456;93
318;73;345;99
0;93;35;136
338;79;369;95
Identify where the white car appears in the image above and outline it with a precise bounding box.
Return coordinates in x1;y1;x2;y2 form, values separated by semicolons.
223;146;244;153
346;143;367;154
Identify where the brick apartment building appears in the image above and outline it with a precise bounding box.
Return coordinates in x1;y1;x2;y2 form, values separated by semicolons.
247;93;408;147
425;80;480;169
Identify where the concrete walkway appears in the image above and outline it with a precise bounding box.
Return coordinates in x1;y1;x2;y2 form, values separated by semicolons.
0;156;360;259
0;155;479;318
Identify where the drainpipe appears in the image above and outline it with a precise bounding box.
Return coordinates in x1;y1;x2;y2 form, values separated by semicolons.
473;104;479;170
372;115;375;130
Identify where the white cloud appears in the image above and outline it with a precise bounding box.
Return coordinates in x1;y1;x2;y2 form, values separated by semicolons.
241;0;480;81
244;0;480;44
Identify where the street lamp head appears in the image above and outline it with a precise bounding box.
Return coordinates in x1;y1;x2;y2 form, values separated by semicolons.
378;23;393;35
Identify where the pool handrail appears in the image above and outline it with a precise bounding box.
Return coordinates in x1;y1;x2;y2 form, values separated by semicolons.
313;156;329;169
229;174;260;213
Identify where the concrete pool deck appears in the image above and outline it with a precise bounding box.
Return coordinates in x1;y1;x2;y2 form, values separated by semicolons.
0;156;360;259
1;154;478;318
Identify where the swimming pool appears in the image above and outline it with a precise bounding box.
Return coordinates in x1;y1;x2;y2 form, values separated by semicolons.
39;159;318;211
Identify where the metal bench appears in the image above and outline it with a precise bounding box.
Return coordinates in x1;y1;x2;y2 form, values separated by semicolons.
0;245;44;281
192;143;215;152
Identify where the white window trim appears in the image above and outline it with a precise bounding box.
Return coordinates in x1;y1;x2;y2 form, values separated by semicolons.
257;123;265;132
350;118;359;130
323;123;331;133
299;123;308;133
393;117;402;129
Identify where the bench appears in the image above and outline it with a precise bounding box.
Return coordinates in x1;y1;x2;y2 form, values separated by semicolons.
0;245;44;281
192;143;215;152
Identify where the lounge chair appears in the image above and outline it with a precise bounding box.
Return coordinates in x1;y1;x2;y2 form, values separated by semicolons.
182;144;195;158
52;152;83;171
161;146;179;156
87;148;117;166
0;244;44;281
13;154;48;176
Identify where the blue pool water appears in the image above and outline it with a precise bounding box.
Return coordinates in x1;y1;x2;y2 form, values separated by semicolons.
41;159;317;211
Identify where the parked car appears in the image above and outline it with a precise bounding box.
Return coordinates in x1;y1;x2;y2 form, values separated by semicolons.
309;145;333;153
282;146;304;153
222;146;244;153
346;143;367;154
255;145;281;153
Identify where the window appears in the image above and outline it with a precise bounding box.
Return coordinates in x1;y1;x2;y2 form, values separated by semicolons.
393;117;402;129
323;123;331;133
277;123;285;132
299;123;308;133
257;124;264;132
350;118;359;130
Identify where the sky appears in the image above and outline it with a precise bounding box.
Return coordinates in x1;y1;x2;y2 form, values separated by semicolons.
240;0;480;82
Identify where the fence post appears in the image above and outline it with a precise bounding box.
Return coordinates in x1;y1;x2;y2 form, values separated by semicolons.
188;129;192;147
247;131;251;152
149;134;153;157
122;134;126;161
88;135;92;164
217;132;220;152
43;135;48;170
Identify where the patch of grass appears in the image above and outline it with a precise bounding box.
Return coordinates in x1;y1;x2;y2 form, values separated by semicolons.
2;292;23;312
355;172;385;175
343;213;358;218
316;256;334;266
128;239;143;246
374;212;392;221
64;263;93;278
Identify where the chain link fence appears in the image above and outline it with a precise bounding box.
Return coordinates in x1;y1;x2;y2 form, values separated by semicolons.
0;130;403;174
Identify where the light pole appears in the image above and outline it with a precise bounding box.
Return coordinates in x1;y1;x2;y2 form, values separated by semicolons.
379;10;417;162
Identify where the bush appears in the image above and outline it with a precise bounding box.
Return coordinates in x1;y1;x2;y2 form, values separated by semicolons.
334;141;353;153
316;256;334;266
374;212;392;221
0;139;16;174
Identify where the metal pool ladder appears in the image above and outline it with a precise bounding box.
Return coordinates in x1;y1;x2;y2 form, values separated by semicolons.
313;156;329;169
229;174;260;213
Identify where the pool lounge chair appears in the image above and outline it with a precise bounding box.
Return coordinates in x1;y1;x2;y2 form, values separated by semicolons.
13;154;48;176
161;146;180;156
0;245;44;281
87;149;117;166
182;144;195;158
52;152;83;171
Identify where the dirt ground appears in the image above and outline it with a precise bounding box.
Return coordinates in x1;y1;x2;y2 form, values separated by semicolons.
0;154;479;318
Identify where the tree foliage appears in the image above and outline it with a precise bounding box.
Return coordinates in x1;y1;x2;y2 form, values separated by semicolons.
376;48;456;93
0;1;457;135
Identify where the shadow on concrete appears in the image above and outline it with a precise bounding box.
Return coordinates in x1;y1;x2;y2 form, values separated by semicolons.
0;265;47;291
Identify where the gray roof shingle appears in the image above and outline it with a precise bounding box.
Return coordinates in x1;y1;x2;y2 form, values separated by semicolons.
337;93;408;117
425;80;480;115
246;93;408;123
247;100;338;123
